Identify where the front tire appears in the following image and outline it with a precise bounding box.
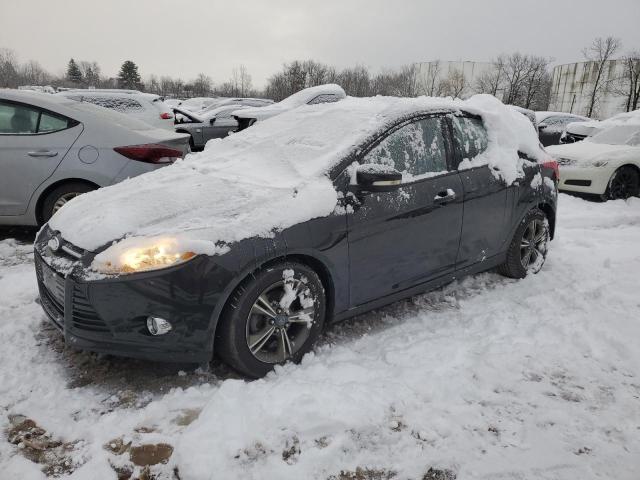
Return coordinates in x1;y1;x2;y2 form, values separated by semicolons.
216;262;326;378
498;209;550;279
41;182;96;223
606;166;640;200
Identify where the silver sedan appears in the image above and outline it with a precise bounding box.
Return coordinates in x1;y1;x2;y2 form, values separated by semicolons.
0;89;190;226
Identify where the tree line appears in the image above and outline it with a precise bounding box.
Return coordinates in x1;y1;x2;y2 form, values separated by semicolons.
1;35;638;115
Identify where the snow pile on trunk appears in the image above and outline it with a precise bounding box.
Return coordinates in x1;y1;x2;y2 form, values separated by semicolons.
49;94;543;254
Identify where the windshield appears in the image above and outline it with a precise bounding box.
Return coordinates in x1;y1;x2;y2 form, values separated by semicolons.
590;125;640;146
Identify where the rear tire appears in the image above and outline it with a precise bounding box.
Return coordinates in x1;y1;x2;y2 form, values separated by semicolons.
41;182;96;223
498;209;549;279
606;166;640;200
216;262;326;378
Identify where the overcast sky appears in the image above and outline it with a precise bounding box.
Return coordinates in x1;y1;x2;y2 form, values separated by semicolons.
1;0;639;88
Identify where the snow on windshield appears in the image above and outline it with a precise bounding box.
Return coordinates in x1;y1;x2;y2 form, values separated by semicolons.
49;94;543;257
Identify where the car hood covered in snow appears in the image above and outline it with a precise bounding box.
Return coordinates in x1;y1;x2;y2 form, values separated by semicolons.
547;139;639;166
49;94;543;258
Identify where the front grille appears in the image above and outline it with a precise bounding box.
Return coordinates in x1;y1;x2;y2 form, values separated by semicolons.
36;256;65;329
71;285;110;333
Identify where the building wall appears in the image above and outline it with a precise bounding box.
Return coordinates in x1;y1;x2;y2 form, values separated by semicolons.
548;60;627;119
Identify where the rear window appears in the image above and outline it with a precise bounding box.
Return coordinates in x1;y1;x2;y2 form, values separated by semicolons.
451;116;489;160
65;101;153;131
79;96;144;112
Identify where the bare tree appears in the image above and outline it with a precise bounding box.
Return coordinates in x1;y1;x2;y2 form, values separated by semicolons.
191;73;212;97
475;57;506;97
0;48;19;88
419;60;442;96
439;68;467;98
582;36;621;117
618;51;640;112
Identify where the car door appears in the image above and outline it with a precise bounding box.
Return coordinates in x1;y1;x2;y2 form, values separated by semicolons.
0;100;83;216
346;115;464;307
447;114;510;270
202;107;240;142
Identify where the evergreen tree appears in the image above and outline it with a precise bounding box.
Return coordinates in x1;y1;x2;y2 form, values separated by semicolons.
117;60;141;89
66;58;82;84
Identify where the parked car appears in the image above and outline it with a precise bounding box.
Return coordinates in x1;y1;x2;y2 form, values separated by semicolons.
57;90;175;130
535;111;590;146
0;89;190;225
35;95;557;378
233;84;346;131
561;109;640;144
179;97;219;112
163;98;182;109
509;106;537;128
174;105;249;150
548;122;640;200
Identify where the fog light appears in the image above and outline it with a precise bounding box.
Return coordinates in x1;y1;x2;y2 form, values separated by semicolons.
147;316;172;336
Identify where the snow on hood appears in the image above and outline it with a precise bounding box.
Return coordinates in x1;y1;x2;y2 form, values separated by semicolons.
547;138;639;166
49;94;543;257
232;84;346;121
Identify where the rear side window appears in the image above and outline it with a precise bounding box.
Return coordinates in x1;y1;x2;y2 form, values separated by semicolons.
0;101;74;135
80;96;144;112
451;116;488;161
308;94;340;105
364;117;449;181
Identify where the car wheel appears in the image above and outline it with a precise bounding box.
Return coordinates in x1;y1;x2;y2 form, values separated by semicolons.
216;262;326;378
498;209;550;279
606;166;640;200
41;182;96;223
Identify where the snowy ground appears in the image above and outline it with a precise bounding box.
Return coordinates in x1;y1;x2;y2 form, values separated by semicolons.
1;193;639;480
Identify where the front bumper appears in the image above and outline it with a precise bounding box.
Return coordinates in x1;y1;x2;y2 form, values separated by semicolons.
558;165;614;195
34;241;230;364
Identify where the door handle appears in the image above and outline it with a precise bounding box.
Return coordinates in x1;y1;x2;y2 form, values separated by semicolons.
28;150;58;158
434;189;456;203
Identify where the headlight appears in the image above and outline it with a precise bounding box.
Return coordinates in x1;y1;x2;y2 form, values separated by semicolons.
557;157;576;166
92;237;196;274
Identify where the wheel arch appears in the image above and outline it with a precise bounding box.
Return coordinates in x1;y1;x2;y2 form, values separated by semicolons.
35;178;100;225
537;201;556;239
211;252;336;354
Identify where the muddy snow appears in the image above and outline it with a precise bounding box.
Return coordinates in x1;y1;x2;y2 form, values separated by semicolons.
1;193;639;479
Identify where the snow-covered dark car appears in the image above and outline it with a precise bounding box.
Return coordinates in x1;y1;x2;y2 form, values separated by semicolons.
34;95;558;378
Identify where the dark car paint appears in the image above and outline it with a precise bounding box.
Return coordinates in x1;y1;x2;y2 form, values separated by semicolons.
35;109;557;364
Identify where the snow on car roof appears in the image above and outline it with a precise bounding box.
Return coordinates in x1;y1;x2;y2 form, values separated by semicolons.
535;111;589;123
233;84;346;119
50;94;543;259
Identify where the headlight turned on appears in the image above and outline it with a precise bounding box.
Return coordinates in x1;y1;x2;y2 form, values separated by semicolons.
93;238;196;274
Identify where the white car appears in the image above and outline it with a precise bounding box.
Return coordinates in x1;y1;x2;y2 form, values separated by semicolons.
561;109;640;144
548;123;640;200
57;90;175;130
178;97;219;112
233;84;346;131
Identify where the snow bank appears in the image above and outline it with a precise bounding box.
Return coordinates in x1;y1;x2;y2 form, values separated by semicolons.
49;94;543;254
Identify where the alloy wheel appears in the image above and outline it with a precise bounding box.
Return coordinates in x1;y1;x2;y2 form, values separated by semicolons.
52;192;81;214
609;168;640;200
245;276;317;364
520;218;548;271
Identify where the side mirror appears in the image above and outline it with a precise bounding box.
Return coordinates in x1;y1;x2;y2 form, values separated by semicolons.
355;164;402;192
209;118;216;125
